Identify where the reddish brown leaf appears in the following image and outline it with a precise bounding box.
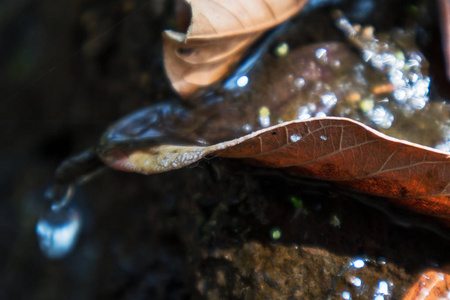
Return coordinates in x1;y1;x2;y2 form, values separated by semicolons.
163;0;309;98
99;117;450;223
403;268;450;300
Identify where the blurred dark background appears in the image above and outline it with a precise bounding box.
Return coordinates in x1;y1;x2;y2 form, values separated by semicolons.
0;0;181;298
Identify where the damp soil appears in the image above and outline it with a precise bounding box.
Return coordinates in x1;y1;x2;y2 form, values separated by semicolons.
1;0;450;299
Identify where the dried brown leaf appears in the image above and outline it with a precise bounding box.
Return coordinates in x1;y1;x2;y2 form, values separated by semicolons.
163;0;309;98
99;117;450;222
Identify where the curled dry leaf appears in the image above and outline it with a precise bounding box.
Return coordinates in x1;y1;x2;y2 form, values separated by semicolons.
163;0;309;98
403;268;450;300
99;117;450;224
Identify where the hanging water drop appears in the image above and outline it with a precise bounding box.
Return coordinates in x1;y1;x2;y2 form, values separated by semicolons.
36;184;82;259
36;204;82;259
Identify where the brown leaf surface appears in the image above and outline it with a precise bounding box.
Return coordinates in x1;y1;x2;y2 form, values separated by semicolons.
99;117;450;222
402;268;450;300
163;0;309;98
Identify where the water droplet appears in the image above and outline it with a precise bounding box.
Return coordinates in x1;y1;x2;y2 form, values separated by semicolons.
352;277;362;287
236;75;249;87
389;69;405;86
419;288;430;298
410;52;423;63
306;102;317;113
353;259;365;269
242;123;253;133
342;291;351;300
393;58;405;69
321;93;338;108
374;296;384;300
320;135;327;141
407;99;425;111
377;281;389;295
376;256;387;265
315;111;327;118
381;53;396;66
330;60;341;69
368;106;394;129
409;73;419;83
413;78;430;97
393;89;407;103
436;272;445;281
362;50;374;62
436;140;450;152
406;58;420;69
36;205;82;259
315;48;327;60
290;134;302;143
259;117;270;128
297;106;311;121
294;77;305;89
371;54;384;69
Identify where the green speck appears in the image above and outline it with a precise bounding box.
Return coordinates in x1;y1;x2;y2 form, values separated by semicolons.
259;106;270;117
359;98;374;113
270;227;282;240
290;196;303;209
407;5;419;17
274;42;289;57
394;50;405;62
330;214;341;228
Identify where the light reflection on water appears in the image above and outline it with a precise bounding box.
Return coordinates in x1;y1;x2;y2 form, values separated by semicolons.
330;257;397;300
366;106;394;129
258;106;271;128
351;277;362;287
236;75;249;87
342;291;352;299
36;183;82;259
321;93;338;108
290;134;302;143
197;14;448;150
36;205;82;259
